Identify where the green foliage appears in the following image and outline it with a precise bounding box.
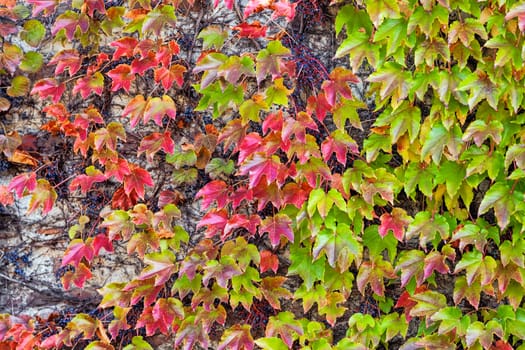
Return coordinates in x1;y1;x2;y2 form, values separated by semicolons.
2;0;525;349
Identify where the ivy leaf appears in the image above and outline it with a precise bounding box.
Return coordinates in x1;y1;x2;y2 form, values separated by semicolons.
318;292;346;327
307;188;347;219
260;276;292;309
51;10;89;40
505;2;525;32
367;62;409;107
198;25;228;49
174;316;210;350
312;223;361;272
260;214;294;247
456;70;501;110
19;51;43;73
405;211;449;248
395;249;425;287
450;223;487;253
48;49;82;76
239;153;282;188
142;5;177;36
454;250;497;286
435;160;466;197
202;256;242;288
20;19;45;47
321;129;359;165
69;166;107;194
8;171;37;197
409;290;447;321
378;207;411;241
27;0;58;17
61;239;94;268
31;78;66;103
107;64;135;92
233;21;267;39
356;257;396;296
27;179;58;215
288;245;325;290
123;163;154;199
254;337;288;350
195;180;230;210
153;64;187;90
218;324;254;350
143;95;177;127
256;40;290;84
365;0;400;27
123;336;153;350
110;37;139;60
322;67;359;105
462;120;503;147
137;250;177;287
138;132;175;162
478;181;518;229
260;250;279;274
151;298;184;334
73;72;104;99
265;311;303;348
62;262;93;290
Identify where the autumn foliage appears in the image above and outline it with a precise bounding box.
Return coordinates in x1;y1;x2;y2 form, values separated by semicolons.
1;0;525;349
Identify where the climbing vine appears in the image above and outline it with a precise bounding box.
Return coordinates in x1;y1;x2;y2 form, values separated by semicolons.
1;0;525;349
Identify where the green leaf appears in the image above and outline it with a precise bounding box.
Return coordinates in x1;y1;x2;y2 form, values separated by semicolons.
20;19;46;47
318;292;346;326
198;25;228;49
312;223;362;271
435;160;466;197
421;122;448;164
19;51;43;73
402;162;435;198
364;0;400;27
123;336;154;350
478;181;518;229
255;337;289;350
334;30;379;72
265;311;303;348
288;245;325;290
7;76;30;97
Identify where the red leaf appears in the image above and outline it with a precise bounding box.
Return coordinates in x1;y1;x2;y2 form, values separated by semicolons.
243;0;272;18
31;78;66;103
0;185;14;206
62;262;92;289
238;132;263;164
8;172;36;197
51;11;89;41
195;180;230;210
260;214;294;247
123;163;154;199
423;251;450;279
69;166;107;194
48;49;82;76
394;285;427;322
138;251;177;287
378;208;411;241
27;179;57;215
197;209;229;238
270;0;297;21
110;37;139;60
282;182;310;208
230;186;253;209
322;67;360;106
107;64;135;92
138;131;175;162
262;111;283;135
62;239;94;267
260;250;279;273
239;153;283;188
105;157;131;182
307;92;332;122
154;64;187;90
131;52;158;75
123;94;148;128
217;324;254;350
152;298;184;334
83;0;105;17
27;0;58;17
213;0;234;9
233;21;267;39
93;233;114;256
73;72;104;99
